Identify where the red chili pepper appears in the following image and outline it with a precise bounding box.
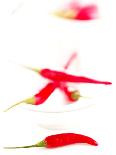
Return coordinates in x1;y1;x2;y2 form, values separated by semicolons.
54;2;98;20
23;66;112;84
4;133;98;149
75;5;98;20
4;82;57;112
30;68;111;85
6;52;111;112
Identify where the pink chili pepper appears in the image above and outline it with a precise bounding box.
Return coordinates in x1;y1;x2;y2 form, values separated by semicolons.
54;2;98;20
75;5;98;20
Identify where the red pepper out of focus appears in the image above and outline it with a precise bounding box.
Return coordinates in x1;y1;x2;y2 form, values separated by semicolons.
54;2;98;20
4;133;98;149
75;5;98;20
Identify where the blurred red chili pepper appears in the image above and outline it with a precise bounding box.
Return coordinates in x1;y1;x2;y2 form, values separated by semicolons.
64;52;77;69
4;82;57;112
54;2;98;20
4;133;98;149
75;5;98;20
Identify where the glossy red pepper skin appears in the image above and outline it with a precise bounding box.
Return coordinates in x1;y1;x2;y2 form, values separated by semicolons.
44;133;98;148
40;69;112;85
4;133;98;149
4;82;58;112
34;82;58;105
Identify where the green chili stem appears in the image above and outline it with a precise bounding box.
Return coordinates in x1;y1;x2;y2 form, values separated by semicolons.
4;101;24;112
21;65;40;73
80;95;91;99
4;140;46;149
4;144;37;149
4;96;35;112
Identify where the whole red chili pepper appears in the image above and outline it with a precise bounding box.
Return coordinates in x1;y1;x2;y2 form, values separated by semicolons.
4;133;98;149
4;82;57;112
25;67;111;85
40;69;112;85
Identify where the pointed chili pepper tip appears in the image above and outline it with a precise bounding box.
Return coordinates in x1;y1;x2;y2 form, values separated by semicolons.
94;140;98;146
104;82;112;85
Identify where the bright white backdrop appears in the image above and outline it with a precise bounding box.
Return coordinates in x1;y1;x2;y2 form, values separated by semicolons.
0;0;116;155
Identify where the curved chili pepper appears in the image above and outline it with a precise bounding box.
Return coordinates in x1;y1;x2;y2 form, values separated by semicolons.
4;82;57;112
31;68;111;85
4;133;98;149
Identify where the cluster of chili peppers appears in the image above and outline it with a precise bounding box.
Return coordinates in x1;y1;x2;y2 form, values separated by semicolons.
4;133;98;149
4;52;112;112
54;1;98;20
4;50;108;149
3;1;112;151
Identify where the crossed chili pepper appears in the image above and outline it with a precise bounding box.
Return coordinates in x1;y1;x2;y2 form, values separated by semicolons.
4;52;112;112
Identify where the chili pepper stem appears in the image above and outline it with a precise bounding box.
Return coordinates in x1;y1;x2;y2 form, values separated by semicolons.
18;64;40;73
4;140;46;149
80;95;91;99
70;90;90;101
4;96;35;112
9;61;40;73
4;144;37;149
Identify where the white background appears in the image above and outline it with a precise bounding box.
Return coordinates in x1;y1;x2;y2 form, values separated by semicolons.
0;0;116;155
